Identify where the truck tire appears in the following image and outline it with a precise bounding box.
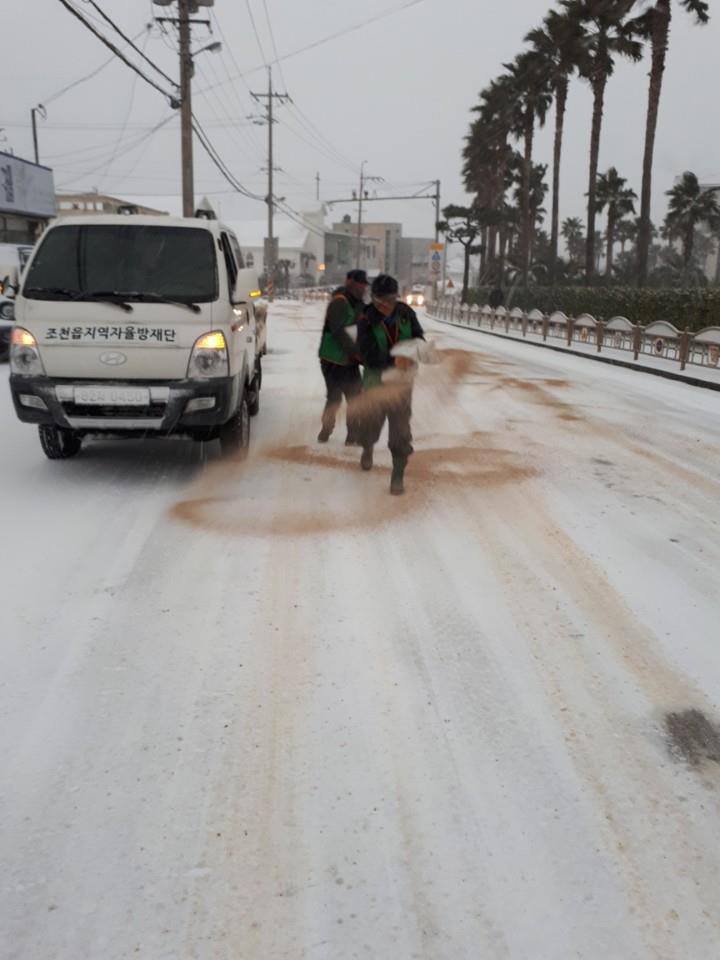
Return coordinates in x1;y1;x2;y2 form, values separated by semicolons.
219;392;250;458
248;360;261;417
39;425;82;460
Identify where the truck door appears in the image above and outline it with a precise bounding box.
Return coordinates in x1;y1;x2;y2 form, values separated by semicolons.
220;231;255;384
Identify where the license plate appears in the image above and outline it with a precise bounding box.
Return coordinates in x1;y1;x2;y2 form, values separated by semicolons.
74;386;150;406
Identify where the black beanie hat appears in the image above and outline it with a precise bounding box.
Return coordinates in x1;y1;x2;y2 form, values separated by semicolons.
371;274;399;297
346;269;369;284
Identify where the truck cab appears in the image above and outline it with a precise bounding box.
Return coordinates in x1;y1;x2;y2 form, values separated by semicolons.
8;215;263;459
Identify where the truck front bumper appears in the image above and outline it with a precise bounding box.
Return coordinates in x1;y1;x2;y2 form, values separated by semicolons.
9;374;241;438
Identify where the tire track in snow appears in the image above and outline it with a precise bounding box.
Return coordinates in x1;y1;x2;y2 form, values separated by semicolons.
460;485;720;959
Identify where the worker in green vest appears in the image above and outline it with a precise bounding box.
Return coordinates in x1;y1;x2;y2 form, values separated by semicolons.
317;269;368;444
356;274;425;495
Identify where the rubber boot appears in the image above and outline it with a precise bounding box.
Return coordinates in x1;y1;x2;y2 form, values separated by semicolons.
360;446;374;471
390;456;407;495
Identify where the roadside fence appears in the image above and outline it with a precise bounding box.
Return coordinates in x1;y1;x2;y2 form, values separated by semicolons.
428;300;720;374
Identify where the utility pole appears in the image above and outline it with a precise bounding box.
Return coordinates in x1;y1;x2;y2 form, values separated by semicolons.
154;0;217;218
251;66;289;302
31;105;46;165
356;161;366;269
178;0;194;217
316;171;320;201
434;179;441;301
355;161;383;269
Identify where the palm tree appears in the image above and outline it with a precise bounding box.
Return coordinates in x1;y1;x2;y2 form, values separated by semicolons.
664;171;720;268
514;162;549;265
470;77;517;277
525;9;585;285
616;217;638;254
562;216;585;264
504;52;552;287
595;167;637;277
437;204;483;303
635;0;710;286
561;0;643;284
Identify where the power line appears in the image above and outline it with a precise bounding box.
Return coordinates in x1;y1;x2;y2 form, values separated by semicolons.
199;0;429;94
192;115;265;201
99;26;151;189
259;0;287;91
244;0;268;65
281;106;358;175
193;62;265;167
57;113;175;186
290;103;358;170
51;117;175;169
207;9;267;161
55;0;178;106
274;199;327;239
82;0;176;86
278;113;357;176
43;27;148;105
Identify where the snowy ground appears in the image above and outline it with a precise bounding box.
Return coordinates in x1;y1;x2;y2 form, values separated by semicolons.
1;301;720;960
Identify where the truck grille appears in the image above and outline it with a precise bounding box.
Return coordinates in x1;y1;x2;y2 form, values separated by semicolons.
61;401;168;419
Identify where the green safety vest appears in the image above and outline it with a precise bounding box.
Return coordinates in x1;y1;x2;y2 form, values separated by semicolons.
318;293;356;365
363;310;414;390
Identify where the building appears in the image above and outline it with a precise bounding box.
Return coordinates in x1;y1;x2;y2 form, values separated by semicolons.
398;237;435;290
0;152;56;248
332;217;401;277
330;216;436;288
55;192;167;217
227;209;326;289
329;215;381;281
323;227;381;286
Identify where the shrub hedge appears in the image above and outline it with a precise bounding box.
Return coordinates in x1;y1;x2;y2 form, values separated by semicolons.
469;287;720;333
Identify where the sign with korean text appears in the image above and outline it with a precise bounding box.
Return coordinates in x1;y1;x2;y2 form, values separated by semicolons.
0;153;56;218
42;325;177;343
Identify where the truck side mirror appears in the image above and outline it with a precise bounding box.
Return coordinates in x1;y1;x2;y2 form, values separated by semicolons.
232;268;262;306
2;270;19;298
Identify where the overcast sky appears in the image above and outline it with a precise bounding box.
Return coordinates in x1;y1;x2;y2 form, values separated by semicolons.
3;0;719;240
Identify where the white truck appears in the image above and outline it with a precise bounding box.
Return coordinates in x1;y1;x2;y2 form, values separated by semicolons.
8;215;263;459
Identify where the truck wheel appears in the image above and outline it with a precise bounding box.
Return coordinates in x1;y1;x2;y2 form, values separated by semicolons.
248;360;261;417
219;393;250;458
39;425;82;460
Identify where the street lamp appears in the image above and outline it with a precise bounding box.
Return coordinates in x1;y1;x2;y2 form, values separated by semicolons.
190;40;221;75
194;40;221;55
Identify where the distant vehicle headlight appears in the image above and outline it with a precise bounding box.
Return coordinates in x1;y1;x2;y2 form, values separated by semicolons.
10;327;45;376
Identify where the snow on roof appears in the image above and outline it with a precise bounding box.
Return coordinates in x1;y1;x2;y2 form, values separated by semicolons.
224;218;311;250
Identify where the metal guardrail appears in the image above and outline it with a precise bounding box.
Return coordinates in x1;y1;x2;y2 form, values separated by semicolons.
301;287;333;302
428;301;720;373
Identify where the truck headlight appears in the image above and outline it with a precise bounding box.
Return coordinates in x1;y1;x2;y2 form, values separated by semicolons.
188;330;229;378
10;328;46;376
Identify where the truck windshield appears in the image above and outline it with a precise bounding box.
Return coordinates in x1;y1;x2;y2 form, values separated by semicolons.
23;224;218;304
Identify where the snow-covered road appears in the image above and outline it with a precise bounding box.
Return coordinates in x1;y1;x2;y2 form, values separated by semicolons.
2;301;719;960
